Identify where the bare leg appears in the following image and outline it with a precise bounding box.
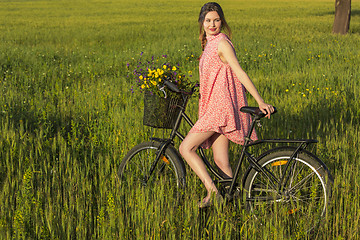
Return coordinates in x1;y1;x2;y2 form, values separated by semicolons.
179;131;218;204
211;134;233;178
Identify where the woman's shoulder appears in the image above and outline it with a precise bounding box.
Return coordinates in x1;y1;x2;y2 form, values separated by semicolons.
217;33;233;46
218;33;234;47
218;32;230;40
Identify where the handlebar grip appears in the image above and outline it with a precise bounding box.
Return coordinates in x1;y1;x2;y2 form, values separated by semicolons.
257;107;277;118
164;81;181;93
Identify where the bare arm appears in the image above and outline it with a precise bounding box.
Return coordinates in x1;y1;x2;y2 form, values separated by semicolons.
218;39;274;118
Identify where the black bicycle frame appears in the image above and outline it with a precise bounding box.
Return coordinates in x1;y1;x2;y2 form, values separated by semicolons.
148;91;318;198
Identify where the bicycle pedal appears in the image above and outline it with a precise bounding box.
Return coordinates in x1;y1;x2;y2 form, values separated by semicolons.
222;184;241;199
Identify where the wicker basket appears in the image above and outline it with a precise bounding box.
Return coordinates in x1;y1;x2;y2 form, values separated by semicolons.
143;91;183;129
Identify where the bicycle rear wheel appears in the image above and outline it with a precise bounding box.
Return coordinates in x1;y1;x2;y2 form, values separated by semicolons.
243;147;333;234
118;141;186;202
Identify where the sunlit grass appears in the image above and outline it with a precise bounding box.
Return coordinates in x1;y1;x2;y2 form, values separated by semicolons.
1;0;360;238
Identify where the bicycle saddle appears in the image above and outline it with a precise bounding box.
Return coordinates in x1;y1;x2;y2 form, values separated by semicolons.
240;106;277;118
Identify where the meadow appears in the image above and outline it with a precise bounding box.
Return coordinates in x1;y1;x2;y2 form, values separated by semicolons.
1;0;360;238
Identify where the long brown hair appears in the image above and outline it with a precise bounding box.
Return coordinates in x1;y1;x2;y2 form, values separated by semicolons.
198;2;232;51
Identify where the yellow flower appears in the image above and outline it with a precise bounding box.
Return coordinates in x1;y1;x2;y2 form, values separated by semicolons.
139;75;143;80
151;80;157;86
141;84;145;89
285;89;289;92
172;66;177;71
163;65;167;69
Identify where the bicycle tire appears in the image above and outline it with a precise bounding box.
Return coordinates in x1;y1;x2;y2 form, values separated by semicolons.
243;147;333;233
118;141;186;201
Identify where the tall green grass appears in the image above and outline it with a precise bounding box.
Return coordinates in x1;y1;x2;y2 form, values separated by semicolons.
1;0;359;238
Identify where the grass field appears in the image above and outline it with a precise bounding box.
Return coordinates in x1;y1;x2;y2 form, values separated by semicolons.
1;0;360;239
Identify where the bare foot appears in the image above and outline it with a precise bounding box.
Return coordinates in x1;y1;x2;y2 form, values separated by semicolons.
198;191;223;208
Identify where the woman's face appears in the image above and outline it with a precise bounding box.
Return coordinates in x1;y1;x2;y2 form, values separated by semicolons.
203;11;222;37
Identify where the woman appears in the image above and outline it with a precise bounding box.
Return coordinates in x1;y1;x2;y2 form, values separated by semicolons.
179;2;275;207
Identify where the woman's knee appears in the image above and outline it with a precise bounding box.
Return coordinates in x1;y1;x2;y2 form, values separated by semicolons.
179;141;195;157
180;132;214;157
179;142;186;156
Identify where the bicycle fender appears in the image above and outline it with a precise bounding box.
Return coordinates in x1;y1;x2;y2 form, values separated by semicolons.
167;144;187;181
168;145;187;188
150;139;187;187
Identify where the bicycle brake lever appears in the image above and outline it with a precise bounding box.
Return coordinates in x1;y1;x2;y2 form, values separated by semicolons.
159;85;167;98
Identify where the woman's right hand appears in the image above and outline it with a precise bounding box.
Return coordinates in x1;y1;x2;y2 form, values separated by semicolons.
258;102;275;119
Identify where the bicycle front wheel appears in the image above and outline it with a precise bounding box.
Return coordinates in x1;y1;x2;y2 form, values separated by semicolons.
118;141;186;202
244;147;333;233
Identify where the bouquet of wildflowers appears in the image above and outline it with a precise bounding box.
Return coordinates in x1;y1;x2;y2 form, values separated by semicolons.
126;53;195;97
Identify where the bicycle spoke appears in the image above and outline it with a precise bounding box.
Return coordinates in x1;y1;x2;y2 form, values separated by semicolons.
291;179;323;194
292;194;325;203
250;177;278;194
287;170;316;193
287;160;298;189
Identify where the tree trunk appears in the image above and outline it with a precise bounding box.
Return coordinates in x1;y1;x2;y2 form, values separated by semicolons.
332;0;351;34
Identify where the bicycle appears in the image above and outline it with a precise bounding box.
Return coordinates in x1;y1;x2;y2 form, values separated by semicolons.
118;80;333;232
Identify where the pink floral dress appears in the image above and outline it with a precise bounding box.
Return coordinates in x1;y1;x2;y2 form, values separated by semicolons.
189;33;257;149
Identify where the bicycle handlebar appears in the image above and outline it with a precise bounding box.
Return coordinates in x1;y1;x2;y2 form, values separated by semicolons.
164;80;181;93
162;78;199;97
